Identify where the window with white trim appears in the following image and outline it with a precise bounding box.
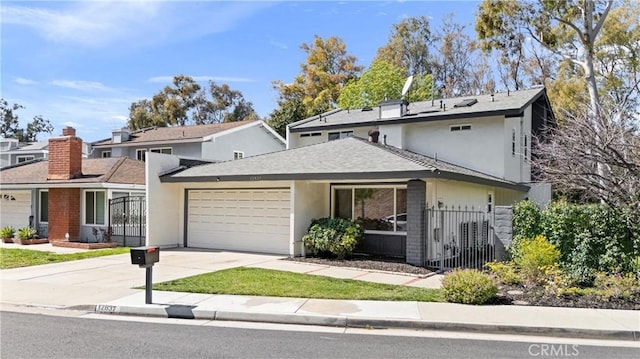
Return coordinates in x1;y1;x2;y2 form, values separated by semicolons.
101;151;111;158
150;147;172;155
511;129;516;156
233;151;244;160
39;190;49;223
524;134;528;160
300;132;321;137
328;131;353;141
136;149;146;161
17;155;35;163
84;190;106;225
450;124;472;132
333;185;407;232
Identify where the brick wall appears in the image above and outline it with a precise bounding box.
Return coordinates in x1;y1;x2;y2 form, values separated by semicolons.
48;188;81;241
48;127;82;180
406;180;426;266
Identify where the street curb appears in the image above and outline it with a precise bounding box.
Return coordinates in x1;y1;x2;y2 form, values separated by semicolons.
96;304;639;341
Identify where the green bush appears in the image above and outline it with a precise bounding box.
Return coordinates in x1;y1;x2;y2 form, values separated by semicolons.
512;235;560;283
512;200;639;284
485;261;521;285
441;269;498;305
1;226;15;239
302;217;363;259
17;227;37;240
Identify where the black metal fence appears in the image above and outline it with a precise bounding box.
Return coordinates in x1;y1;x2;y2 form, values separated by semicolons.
424;206;496;271
108;196;146;247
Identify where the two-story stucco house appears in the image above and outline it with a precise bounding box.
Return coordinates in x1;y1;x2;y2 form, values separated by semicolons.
1;138;92;169
89;120;286;162
145;87;555;268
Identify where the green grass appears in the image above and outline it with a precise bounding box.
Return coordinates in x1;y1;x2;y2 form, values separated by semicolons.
152;267;443;302
0;247;130;269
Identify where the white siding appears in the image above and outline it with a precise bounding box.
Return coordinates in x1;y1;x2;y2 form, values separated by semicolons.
146;152;181;248
202;124;285;161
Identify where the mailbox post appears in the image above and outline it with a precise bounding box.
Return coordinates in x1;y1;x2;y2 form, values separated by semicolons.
130;246;160;304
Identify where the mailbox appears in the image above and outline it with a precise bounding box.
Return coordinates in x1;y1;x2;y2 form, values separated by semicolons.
130;246;160;267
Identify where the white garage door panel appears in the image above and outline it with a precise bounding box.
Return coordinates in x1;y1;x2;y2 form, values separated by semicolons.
187;189;290;254
0;191;32;229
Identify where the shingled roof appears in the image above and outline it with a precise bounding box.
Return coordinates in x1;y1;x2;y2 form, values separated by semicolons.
288;87;549;132
0;157;146;186
162;137;528;191
92;120;256;147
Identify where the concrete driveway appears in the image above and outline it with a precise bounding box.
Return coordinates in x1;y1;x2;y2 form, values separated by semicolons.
1;247;283;308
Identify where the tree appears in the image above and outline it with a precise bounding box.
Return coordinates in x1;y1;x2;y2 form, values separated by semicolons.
337;60;436;109
374;16;434;76
128;75;255;129
267;91;305;139
194;81;258;124
274;35;362;118
0;99;53;142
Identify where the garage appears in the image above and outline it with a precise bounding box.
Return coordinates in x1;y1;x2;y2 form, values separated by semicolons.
0;190;32;229
186;189;291;254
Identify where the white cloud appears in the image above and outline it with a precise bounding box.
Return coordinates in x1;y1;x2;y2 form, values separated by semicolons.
1;2;275;49
51;80;110;92
63;121;83;128
14;77;38;85
147;76;255;84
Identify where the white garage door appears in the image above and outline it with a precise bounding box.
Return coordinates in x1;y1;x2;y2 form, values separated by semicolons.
187;189;290;254
0;191;32;229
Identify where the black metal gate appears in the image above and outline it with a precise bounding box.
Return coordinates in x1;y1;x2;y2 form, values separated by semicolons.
108;196;146;247
424;206;495;271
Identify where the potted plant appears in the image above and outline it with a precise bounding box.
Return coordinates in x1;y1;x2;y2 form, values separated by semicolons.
1;226;15;243
15;227;38;244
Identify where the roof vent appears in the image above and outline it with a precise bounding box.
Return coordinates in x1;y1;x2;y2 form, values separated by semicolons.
453;99;478;108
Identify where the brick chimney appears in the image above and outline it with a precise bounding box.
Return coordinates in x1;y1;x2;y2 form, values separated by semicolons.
48;127;83;180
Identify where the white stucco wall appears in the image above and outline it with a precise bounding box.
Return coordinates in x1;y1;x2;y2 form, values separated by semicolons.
428;179;495;211
201;124;285;161
378;124;404;148
146;152;182;248
291;181;329;256
404;116;506;179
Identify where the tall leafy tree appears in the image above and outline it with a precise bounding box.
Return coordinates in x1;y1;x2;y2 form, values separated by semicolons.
194;81;257;124
0;99;53;142
338;60;436;109
374;16;434;76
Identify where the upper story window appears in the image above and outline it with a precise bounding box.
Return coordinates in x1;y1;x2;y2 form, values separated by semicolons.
523;135;528;160
328;131;353;141
233;151;244;160
511;129;516;156
136;149;146;162
150;148;172;155
17;155;35;163
300;132;321;138
450;124;471;132
137;148;172;162
101;151;111;158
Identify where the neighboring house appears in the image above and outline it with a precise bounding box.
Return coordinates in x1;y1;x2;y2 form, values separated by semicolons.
0;127;145;245
145;87;555;268
0;138;91;168
89;120;286;162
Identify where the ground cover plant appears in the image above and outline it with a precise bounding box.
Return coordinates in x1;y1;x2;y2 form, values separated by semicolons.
0;247;130;269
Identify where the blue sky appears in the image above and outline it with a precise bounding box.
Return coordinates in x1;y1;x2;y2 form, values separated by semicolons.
1;1;479;143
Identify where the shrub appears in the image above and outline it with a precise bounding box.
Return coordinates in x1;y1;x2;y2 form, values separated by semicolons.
17;227;37;240
485;261;521;285
302;217;363;259
512;235;560;284
0;226;15;239
441;269;498;305
593;272;640;301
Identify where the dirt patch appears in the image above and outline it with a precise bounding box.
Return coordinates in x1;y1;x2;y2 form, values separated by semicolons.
286;256;434;276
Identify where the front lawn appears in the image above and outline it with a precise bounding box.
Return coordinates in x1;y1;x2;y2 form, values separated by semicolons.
152;267;443;302
0;247;130;269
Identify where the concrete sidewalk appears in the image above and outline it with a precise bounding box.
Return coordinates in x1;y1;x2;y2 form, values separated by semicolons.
1;244;639;341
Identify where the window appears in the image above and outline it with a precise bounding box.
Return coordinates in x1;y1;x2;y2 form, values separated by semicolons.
101;151;111;158
487;192;494;213
136;149;146;162
450;124;472;132
85;190;106;225
39;191;48;223
524;135;528;160
150;147;172;155
300;132;321;137
333;186;407;232
233;151;244;160
17;155;35;163
511;129;516;156
328;131;353;141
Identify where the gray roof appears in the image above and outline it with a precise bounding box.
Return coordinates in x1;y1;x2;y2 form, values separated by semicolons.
289;87;547;132
162;137;528;191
